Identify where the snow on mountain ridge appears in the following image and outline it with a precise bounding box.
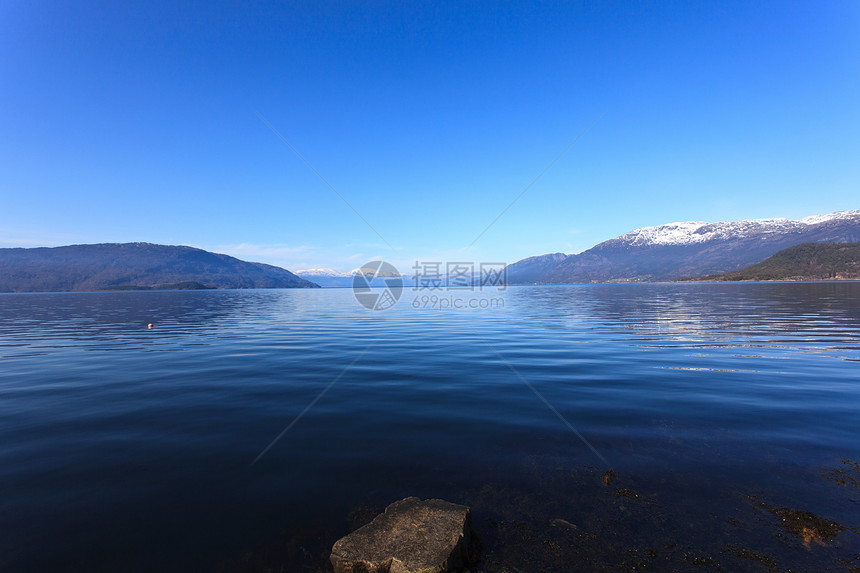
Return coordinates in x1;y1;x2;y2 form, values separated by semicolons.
297;266;397;277
608;210;859;247
800;210;860;225
613;219;796;247
295;268;355;277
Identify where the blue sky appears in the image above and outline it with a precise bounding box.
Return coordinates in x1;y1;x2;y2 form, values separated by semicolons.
2;1;858;272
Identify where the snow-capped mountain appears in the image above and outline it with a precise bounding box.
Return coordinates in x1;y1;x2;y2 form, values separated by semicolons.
506;210;860;283
607;210;860;248
295;268;355;277
295;268;358;288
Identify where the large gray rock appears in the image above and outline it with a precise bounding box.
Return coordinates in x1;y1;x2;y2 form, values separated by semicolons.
330;497;479;573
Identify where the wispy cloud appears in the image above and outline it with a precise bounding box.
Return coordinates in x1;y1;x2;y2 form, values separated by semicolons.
207;243;323;271
209;242;381;273
0;238;50;247
211;241;516;276
0;233;75;248
213;243;314;260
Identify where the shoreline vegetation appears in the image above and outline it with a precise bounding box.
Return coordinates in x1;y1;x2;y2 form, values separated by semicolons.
678;242;860;282
99;281;214;291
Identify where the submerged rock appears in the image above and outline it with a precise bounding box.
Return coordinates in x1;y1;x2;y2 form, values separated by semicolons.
769;506;844;545
602;470;616;486
330;497;479;573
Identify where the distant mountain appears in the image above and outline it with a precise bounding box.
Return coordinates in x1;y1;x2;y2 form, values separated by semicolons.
300;265;508;289
505;210;860;284
681;242;860;282
503;253;567;285
295;268;358;288
0;243;319;292
297;266;418;288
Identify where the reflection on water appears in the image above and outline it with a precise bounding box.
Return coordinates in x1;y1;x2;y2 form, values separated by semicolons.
0;284;858;571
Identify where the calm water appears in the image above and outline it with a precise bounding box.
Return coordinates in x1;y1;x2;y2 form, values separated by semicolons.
1;284;859;571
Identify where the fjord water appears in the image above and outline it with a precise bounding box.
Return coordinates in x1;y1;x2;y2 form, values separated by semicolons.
1;284;859;571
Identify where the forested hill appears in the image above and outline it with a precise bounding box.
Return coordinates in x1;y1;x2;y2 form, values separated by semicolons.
680;242;860;281
0;243;319;292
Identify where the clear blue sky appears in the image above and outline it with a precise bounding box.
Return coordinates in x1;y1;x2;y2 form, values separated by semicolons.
2;1;858;272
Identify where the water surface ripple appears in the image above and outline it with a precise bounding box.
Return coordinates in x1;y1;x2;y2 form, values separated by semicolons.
1;283;858;570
